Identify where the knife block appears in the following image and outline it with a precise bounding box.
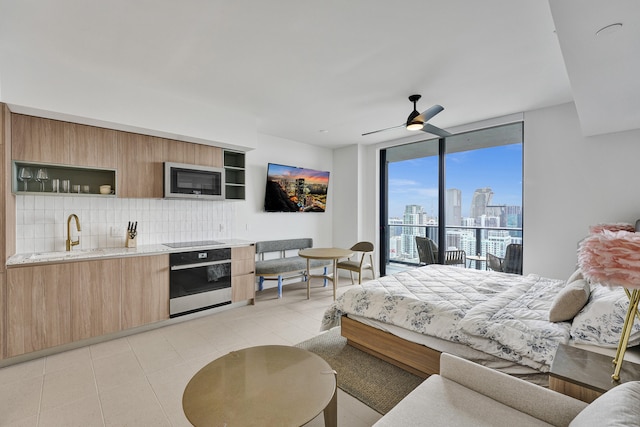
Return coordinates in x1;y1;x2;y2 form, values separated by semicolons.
125;235;137;248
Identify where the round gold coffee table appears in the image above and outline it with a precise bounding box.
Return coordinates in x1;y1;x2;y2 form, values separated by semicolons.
182;345;337;427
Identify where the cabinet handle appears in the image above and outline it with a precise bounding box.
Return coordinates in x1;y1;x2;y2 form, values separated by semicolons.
170;260;230;271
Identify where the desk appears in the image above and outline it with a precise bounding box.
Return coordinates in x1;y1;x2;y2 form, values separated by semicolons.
299;248;354;300
183;345;337;427
467;255;486;270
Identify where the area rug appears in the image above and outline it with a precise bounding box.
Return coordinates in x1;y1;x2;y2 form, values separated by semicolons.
295;328;423;414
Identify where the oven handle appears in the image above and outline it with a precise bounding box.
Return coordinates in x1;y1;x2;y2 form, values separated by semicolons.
170;259;231;271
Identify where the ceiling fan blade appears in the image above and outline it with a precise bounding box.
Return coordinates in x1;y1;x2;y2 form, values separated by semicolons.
421;123;452;137
414;105;444;123
362;123;405;136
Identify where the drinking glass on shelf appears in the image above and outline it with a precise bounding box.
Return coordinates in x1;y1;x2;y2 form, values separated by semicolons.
35;168;49;192
18;167;33;191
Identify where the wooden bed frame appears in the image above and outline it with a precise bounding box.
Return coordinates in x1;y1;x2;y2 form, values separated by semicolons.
341;315;440;379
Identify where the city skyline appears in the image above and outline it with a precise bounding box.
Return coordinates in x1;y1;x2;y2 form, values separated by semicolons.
387;143;523;219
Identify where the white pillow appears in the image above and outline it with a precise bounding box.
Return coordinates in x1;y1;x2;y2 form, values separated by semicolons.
566;268;584;284
569;381;640;426
570;285;640;347
549;279;590;322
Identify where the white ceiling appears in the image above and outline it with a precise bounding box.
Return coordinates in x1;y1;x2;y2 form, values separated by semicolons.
0;0;637;148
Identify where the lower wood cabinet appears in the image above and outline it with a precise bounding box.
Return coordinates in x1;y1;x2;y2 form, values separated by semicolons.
71;259;121;341
121;255;170;329
0;272;5;359
5;254;170;358
231;245;255;304
6;263;72;357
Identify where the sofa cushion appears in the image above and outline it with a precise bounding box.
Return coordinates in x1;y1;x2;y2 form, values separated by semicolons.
255;238;312;254
255;256;330;275
373;376;554;427
569;381;640;427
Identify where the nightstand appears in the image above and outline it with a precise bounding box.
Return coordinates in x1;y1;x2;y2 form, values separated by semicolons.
549;344;640;403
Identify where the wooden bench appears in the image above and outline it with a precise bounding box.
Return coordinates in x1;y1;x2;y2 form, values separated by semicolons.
255;238;331;298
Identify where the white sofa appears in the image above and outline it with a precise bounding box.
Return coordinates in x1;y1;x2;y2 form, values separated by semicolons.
374;353;640;427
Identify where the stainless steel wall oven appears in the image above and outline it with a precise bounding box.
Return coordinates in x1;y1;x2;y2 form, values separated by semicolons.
169;247;232;317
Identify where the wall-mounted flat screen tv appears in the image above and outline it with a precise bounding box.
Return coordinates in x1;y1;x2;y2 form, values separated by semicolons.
264;163;330;212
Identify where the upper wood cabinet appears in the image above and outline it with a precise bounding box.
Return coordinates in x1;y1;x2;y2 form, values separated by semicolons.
165;140;223;168
194;144;223;168
11;113;229;199
117;132;167;198
12;115;118;169
12;114;67;164
65;122;117;169
165;139;195;164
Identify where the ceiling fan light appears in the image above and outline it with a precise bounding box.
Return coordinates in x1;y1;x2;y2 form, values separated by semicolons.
406;121;423;131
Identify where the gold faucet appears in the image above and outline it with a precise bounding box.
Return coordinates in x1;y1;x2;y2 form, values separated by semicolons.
66;214;81;251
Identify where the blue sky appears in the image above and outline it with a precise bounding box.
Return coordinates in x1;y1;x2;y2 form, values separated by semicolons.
388;144;523;218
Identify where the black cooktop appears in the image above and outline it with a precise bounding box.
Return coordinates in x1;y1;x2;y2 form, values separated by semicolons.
163;240;223;249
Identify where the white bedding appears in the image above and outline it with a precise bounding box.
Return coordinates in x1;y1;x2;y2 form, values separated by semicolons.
322;264;572;372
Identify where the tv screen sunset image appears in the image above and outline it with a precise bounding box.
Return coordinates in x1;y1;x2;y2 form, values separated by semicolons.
264;163;330;212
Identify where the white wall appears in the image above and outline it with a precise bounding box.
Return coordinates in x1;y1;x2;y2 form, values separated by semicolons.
354;102;640;282
234;133;334;247
1;51;257;151
332;145;359;248
524;102;640;279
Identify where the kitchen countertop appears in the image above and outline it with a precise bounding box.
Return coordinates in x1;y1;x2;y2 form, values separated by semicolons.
6;239;255;267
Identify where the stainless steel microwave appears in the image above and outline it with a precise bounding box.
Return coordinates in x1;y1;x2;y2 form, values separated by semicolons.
164;162;225;200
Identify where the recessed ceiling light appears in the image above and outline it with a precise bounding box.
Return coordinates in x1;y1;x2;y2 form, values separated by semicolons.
596;23;623;37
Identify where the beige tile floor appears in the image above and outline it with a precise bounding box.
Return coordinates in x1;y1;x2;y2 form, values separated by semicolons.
0;278;383;427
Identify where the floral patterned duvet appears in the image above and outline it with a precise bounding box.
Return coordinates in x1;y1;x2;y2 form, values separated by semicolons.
322;265;571;371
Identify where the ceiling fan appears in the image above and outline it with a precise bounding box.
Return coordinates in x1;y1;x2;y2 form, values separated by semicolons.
362;94;451;137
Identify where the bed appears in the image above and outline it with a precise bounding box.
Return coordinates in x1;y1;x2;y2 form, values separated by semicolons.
321;264;640;385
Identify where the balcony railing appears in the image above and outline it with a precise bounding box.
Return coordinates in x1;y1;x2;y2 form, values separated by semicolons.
386;223;523;269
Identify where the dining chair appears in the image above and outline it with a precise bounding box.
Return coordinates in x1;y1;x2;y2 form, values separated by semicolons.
336;241;375;285
487;253;505;272
503;243;523;274
487;244;523;275
415;236;466;267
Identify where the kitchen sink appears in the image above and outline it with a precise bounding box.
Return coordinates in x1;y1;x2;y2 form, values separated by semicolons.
28;248;109;261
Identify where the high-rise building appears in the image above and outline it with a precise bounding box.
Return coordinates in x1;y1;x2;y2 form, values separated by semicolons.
470;187;494;220
446;188;462;226
402;205;426;260
388;236;402;259
389;217;403;238
505;205;523;228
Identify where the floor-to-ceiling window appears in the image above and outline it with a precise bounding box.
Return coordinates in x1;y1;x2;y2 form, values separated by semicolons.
380;122;523;276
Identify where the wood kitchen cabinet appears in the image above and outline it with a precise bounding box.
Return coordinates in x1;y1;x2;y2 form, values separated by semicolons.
194;144;223;167
12;114;67;164
6;263;72;357
65;122;118;169
231;245;255;304
166;140;223;167
0;272;5;359
121;255;169;329
12;114;118;169
165;139;196;164
70;259;121;341
117;132;167;198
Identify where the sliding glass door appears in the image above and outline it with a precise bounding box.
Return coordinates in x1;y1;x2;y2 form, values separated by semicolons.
380;122;523;276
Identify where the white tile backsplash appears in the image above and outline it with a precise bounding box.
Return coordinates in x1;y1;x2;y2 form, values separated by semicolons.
16;195;236;254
